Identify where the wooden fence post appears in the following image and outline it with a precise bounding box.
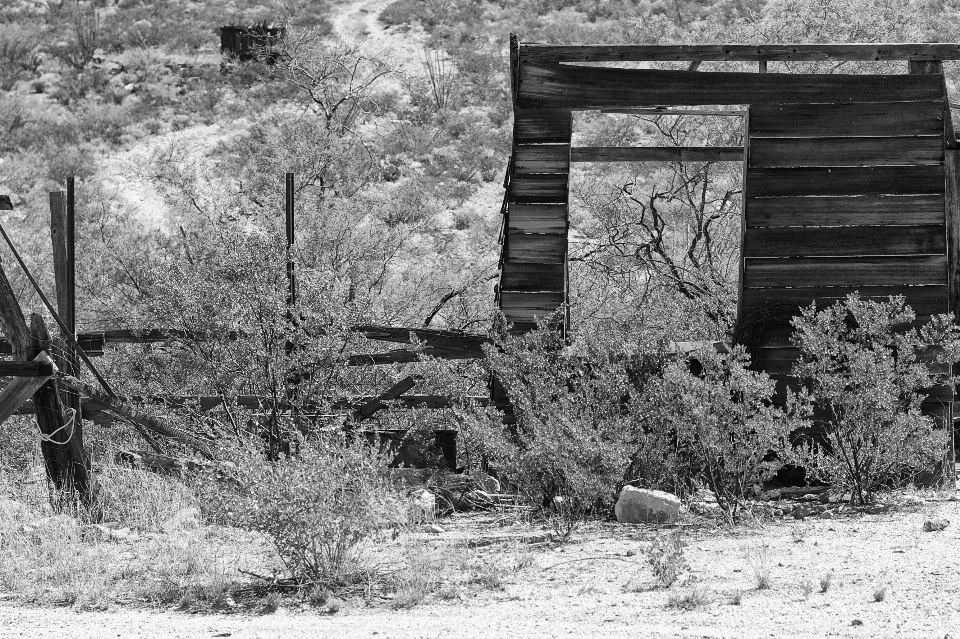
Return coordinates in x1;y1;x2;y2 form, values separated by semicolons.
49;187;82;426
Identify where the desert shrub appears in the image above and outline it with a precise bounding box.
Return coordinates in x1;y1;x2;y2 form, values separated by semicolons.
644;347;801;518
789;294;960;505
457;320;640;515
205;435;407;588
645;530;688;588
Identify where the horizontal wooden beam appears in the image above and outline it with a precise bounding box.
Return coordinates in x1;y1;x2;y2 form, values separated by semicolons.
0;353;54;424
518;64;943;109
743;255;948;288
745;195;945;228
601;109;745;116
351;325;489;356
0;359;56;377
520;43;960;63
572;146;743;162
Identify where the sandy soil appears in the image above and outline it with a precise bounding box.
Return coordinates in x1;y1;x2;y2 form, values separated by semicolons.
3;495;959;639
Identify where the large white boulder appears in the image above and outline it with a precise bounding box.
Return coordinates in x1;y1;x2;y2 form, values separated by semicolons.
615;486;681;524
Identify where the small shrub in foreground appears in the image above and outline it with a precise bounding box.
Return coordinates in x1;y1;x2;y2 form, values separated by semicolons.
645;531;688;588
206;434;407;589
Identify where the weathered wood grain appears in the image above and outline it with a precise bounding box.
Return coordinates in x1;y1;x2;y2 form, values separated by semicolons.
513;144;570;174
0;360;56;376
749;136;943;167
571;146;743;163
745;166;945;197
947;151;960;331
507;175;569;203
506;232;566;263
741;284;948;317
743;256;947;288
518;64;944;108
743;225;946;257
507;204;568;233
749;102;944;137
519;43;960;63
514;108;572;142
0;261;30;361
499;291;566;314
745;195;945;228
498;262;566;291
0;353;53;425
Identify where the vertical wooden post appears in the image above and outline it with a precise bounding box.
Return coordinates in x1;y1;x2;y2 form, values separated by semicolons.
912;59;955;482
945;148;959;481
285;172;296;308
758;60;767;73
49;184;82;429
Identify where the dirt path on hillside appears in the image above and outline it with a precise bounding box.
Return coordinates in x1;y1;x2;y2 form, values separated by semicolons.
4;496;960;639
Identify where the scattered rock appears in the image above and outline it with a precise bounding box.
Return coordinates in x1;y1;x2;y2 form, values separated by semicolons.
923;518;950;532
819;492;832;504
802;493;820;501
162;507;201;532
772;509;784;518
689;501;722;516
851;619;863;627
819;511;834;520
902;495;924;507
692;488;717;503
615;487;680;525
423;523;445;534
866;505;888;515
793;510;805;521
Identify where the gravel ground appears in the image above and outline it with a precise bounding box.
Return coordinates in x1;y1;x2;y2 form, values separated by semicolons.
3;495;959;639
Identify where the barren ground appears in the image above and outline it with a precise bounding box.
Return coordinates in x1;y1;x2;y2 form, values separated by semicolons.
3;493;960;639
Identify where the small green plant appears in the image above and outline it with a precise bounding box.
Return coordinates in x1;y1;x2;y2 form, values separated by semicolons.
667;586;710;610
467;559;505;590
645;531;689;588
820;572;833;593
260;591;282;614
746;545;772;590
800;580;814;599
730;589;743;605
873;586;887;602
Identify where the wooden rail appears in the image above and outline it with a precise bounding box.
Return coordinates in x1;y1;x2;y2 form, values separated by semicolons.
520;43;960;63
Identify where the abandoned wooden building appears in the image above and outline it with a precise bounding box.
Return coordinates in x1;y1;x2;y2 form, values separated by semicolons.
497;40;960;456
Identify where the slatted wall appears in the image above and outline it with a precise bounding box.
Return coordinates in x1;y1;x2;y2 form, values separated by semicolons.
498;107;571;334
742;96;951;409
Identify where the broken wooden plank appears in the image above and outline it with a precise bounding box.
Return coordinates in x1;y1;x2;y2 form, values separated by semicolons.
57;374;214;458
513;144;571;174
0;260;30;360
506;232;566;263
351;376;418;422
0;360;56;377
0;352;54;424
740;284;948;318
507;204;568;234
498;262;565;291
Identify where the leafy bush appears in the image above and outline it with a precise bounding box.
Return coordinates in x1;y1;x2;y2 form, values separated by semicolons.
457;321;641;515
206;435;407;588
645;530;688;588
645;347;800;519
789;294;960;505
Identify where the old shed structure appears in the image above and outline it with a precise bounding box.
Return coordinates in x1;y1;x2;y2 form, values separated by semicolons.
499;40;960;435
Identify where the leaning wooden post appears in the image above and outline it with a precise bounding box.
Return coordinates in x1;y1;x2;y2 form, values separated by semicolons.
29;313;92;505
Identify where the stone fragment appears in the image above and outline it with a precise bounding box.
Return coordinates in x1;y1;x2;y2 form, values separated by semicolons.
614;486;680;525
819;511;834;520
469;471;501;494
692;488;717;503
772;509;784;518
923;518;950;532
423;523;445;534
902;495;924;507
